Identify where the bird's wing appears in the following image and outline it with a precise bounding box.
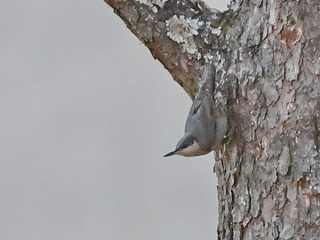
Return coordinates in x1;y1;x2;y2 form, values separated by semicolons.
184;96;204;133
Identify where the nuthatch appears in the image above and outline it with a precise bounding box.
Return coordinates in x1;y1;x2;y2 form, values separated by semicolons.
164;64;227;157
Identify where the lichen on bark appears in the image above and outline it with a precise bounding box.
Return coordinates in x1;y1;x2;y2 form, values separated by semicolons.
104;0;320;239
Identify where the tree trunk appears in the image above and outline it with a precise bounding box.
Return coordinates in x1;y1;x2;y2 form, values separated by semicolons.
103;0;320;239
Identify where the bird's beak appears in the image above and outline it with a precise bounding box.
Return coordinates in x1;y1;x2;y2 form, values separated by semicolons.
164;149;179;157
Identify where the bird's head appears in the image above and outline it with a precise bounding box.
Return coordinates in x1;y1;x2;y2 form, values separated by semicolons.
164;134;203;157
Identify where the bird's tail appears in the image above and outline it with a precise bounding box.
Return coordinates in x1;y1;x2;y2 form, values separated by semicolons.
199;63;215;95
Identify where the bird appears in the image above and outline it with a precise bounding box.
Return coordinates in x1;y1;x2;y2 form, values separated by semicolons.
164;64;227;157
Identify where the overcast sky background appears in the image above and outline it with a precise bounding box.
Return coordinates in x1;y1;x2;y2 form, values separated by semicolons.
1;1;228;239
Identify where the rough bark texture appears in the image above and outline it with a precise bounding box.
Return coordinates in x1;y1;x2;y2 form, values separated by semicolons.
105;0;228;98
104;0;320;239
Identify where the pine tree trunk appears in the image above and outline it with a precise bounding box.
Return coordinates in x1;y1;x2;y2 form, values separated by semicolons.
104;0;320;239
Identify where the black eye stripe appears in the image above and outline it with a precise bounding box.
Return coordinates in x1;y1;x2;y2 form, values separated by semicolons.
180;135;197;149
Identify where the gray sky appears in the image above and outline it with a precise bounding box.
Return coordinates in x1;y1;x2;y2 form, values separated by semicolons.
1;1;227;239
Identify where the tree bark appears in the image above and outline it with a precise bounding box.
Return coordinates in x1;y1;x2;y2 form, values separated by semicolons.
104;0;320;239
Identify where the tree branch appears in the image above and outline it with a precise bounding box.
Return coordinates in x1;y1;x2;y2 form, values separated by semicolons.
104;0;320;238
104;0;228;98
